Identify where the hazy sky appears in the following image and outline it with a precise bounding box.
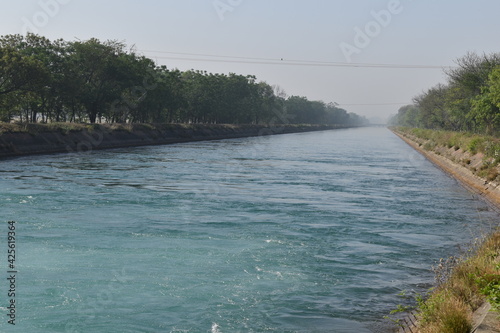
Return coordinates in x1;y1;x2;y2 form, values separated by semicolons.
1;0;500;122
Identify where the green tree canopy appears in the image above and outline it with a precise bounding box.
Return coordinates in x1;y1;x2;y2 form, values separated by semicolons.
0;33;367;127
392;52;500;135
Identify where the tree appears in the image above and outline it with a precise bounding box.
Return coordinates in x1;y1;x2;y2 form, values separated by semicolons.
444;52;500;131
469;67;500;134
470;93;500;135
107;53;158;123
70;39;132;123
0;33;367;126
413;84;450;129
487;66;500;107
325;104;349;125
0;34;50;122
391;105;422;127
285;96;326;124
446;52;500;96
252;82;280;124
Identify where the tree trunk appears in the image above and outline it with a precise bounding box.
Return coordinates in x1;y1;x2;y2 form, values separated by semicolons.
89;112;97;124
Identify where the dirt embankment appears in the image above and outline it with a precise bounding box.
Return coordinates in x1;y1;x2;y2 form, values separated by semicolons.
0;123;348;159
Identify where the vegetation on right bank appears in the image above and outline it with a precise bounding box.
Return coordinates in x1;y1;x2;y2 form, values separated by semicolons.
415;231;500;333
388;49;500;333
389;127;500;332
390;52;500;136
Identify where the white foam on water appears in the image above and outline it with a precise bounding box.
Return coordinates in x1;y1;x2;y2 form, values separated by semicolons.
265;239;284;244
211;322;221;333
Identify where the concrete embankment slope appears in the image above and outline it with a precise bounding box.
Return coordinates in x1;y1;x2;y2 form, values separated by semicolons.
0;123;348;159
391;129;500;210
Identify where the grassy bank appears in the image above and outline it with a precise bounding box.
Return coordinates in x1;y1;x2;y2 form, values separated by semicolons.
0;122;248;135
415;232;500;332
391;127;500;332
394;127;500;157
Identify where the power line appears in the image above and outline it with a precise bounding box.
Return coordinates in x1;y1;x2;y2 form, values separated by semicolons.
140;49;418;108
337;102;410;106
140;49;453;70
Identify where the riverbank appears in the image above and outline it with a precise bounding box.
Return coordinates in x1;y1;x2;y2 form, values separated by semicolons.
391;127;500;210
0;123;350;159
391;127;500;333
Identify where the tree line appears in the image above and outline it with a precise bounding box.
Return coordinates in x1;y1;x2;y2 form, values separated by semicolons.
0;34;367;126
390;52;500;135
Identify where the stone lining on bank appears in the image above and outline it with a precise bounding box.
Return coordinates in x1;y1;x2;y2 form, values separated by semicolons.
392;129;500;210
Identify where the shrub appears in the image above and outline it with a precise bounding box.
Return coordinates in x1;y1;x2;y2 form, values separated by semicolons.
424;142;436;151
468;137;485;155
485;141;500;164
417;290;472;333
413;231;500;333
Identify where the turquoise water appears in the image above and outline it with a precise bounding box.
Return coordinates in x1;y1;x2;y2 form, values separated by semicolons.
0;127;498;332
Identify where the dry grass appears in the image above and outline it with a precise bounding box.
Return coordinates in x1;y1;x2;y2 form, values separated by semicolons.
393;127;500;156
418;292;472;333
415;231;500;332
0;122;28;133
0;122;92;134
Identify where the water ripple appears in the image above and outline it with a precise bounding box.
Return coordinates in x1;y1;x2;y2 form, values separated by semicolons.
0;127;498;332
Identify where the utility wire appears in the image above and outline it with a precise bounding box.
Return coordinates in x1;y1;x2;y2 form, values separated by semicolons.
337;102;410;106
139;50;429;107
140;49;453;69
